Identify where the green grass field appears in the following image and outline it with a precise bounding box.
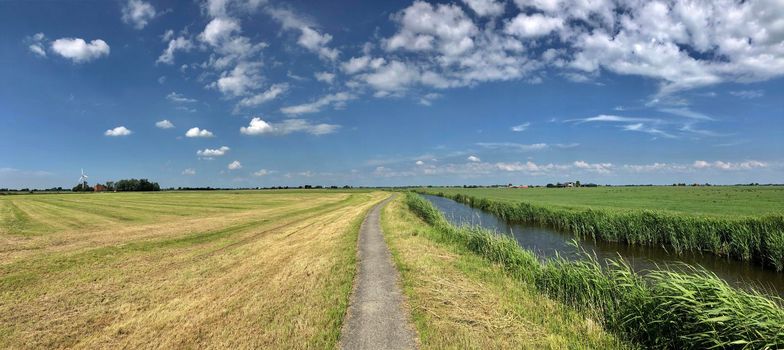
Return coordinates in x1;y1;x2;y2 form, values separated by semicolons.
424;186;784;217
0;190;383;348
420;187;784;270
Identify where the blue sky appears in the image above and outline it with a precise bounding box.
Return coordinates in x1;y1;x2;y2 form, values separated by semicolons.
1;0;782;188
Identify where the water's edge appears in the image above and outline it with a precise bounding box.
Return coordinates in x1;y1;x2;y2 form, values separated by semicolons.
422;194;784;296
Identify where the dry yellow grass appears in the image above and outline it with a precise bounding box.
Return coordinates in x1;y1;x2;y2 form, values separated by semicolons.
381;195;629;349
0;190;387;349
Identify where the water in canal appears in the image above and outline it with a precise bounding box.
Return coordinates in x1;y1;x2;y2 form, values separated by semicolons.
422;194;784;296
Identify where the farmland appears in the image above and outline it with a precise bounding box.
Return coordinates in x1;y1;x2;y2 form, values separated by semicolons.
422;186;784;217
419;187;784;270
0;190;384;348
403;192;784;348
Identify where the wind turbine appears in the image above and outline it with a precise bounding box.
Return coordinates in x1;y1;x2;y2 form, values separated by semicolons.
78;169;88;190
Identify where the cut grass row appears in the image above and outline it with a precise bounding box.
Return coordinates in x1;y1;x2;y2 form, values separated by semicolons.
0;191;385;348
381;195;627;348
405;192;784;349
420;190;784;271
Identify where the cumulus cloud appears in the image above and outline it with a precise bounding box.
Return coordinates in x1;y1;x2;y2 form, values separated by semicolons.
200;17;241;46
157;36;192;64
240;117;340;136
314;71;335;84
50;38;110;63
121;0;157;29
693;160;767;170
228;160;242;170
253;169;271;176
280;92;354;115
237;83;288;108
27;33;47;57
182;168;196;175
573;160;613;174
467;155;481;162
504;13;563;38
197;146;230;157
155;119;175;129
266;7;340;61
462;0;505;17
105;126;132;136
213;62;263;97
337;0;784;102
185;127;214;138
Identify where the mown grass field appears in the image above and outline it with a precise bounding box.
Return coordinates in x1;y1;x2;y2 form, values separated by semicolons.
381;195;627;349
425;186;784;217
0;190;385;348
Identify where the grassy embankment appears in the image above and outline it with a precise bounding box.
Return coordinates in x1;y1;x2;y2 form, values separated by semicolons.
419;187;784;271
0;190;384;348
381;195;628;348
403;192;784;349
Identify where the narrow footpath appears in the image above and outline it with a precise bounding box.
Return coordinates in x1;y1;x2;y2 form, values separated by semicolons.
340;194;417;350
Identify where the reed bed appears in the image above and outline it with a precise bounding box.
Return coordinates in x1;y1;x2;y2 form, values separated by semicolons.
419;191;784;271
405;192;784;349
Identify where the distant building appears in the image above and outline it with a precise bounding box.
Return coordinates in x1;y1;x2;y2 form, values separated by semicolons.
94;184;107;192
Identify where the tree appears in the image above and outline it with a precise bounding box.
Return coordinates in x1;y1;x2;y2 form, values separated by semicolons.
576;180;581;187
72;184;93;192
114;178;160;192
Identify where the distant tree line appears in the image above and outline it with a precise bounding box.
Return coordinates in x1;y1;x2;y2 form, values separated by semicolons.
114;179;160;191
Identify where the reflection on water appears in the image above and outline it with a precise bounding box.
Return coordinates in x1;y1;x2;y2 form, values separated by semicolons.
422;194;784;296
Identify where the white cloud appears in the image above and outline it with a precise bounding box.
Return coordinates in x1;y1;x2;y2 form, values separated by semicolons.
511;122;530;132
623;123;676;139
253;169;271;176
573;160;613;174
467;155;481;162
575;115;657;124
166;92;197;103
730;90;765;99
105;126;132;137
51;38;110;63
157;36;192;64
200;17;241;46
237;83;288;108
314;71;335;84
121;0;156;30
280;92;354;115
182;168;196;175
214;62;263;97
27;33;47;57
462;0;505;17
659;108;715;121
476;142;549;151
693;160;768;170
185;127;214;138
240;117;340;136
357;0;784;99
266;7;340;61
239;117;273;135
155;120;175;129
197;146;230;157
415;160;425;165
504;13;563;38
419;93;442;106
228;160;242;170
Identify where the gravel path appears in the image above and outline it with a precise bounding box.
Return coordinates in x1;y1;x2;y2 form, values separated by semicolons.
340;195;417;350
